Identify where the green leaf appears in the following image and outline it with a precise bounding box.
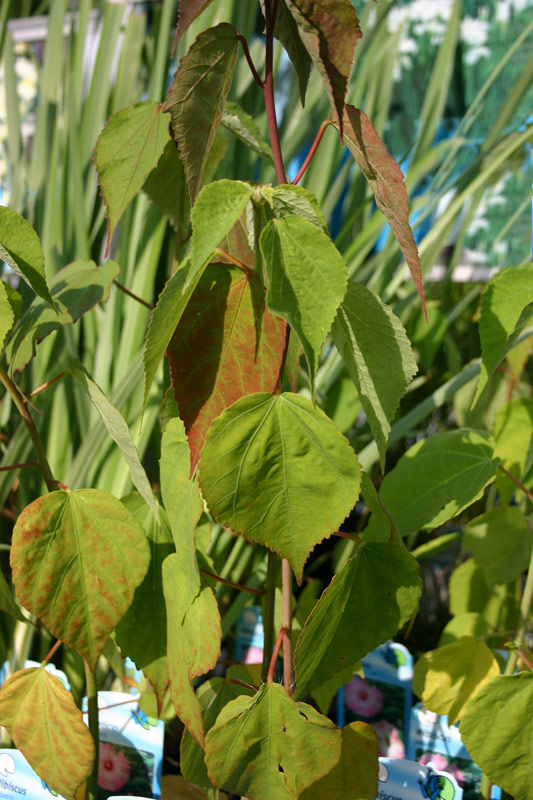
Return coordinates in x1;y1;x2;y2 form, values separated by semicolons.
449;558;520;633
260;215;347;393
164;23;239;201
299;721;378;800
411;533;461;561
271;184;328;232
190;180;253;288
493;397;533;504
69;362;159;521
142;139;189;232
332;281;417;470
167;264;286;471
463;506;532;586
95;101;170;254
173;0;217;47
413;637;500;725
460;673;533;800
0;279;15;351
365;429;498;538
163;553;221;747
0;569;27;623
0;667;94;799
222;102;273;162
438;612;491;647
114;494;174;707
181;673;255;798
272;0;312;105
204;682;342;799
10;489;150;670
294;542;421;699
199;392;361;582
359;471;400;544
286;0;361;137
0;207;53;305
5;259;120;373
333;106;426;317
311;663;359;717
473;267;533;405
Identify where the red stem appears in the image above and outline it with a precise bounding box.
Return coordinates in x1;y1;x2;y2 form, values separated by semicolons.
263;0;287;185
213;248;254;276
267;625;288;684
227;677;259;692
113;280;154;310
0;461;40;472
200;568;266;595
282;558;293;696
498;464;533;504
29;372;66;397
42;639;61;666
238;34;264;88
331;530;360;541
292;120;331;185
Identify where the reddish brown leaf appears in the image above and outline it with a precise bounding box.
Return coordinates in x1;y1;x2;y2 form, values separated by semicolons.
216;214;255;269
335;105;427;318
172;0;217;55
286;0;362;139
167;264;286;473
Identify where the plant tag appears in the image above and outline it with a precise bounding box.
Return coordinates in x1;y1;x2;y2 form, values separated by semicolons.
235;605;264;664
337;641;413;758
0;749;69;798
378;756;463;800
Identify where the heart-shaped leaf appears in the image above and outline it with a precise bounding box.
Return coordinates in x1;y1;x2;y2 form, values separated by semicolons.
0;207;53;305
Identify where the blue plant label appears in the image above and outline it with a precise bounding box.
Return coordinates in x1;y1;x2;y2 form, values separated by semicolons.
235;605;264;663
0;749;68;798
378;756;463;800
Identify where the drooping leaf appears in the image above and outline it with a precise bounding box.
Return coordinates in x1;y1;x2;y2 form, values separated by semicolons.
222;101;273;162
0;207;53;305
0;279;15;351
163;553;221;747
5;259;120;373
164;23;239;201
299;722;378;800
413;637;500;725
364;429;498;539
473;266;533;405
0;569;27;623
10;489;150;670
70;362;159;520
260;215;347;393
294;542;421;699
460;673;533;800
204;682;342;799
181;672;255;798
142;139;188;232
199;392;361;582
272;0;312;106
167;264;286;471
95;101;170;255
493;397;533;504
0;667;94;799
462;506;532;586
285;0;361;137
333;106;426;317
172;0;217;50
114;494;174;707
332;281;417;469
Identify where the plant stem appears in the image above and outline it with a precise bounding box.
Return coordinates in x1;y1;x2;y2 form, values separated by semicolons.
480;774;492;800
282;558;293;696
84;662;99;800
238;34;264;87
0;366;56;492
199;568;266;595
263;0;287;185
292;120;332;185
29;372;66;397
42;639;61;666
504;540;533;676
213;248;254;275
267;625;287;684
113;280;154;310
498;464;533;504
0;461;40;472
261;551;278;683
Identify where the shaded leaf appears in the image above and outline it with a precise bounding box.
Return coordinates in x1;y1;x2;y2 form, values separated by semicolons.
493;397;533;504
204;682;342;799
199;392;361;582
463;506;532;585
164;23;239;201
413;637;500;725
0;667;94;799
0;207;53;305
95;101;170;255
143;139;189;232
359;471;400;544
260;215;347;393
299;721;378;800
294;542;421;699
364;429;498;539
222;101;273;162
272;0;312;106
286;0;361;136
0;569;27;623
10;489;150;670
163;553;221;747
311;663;359;717
0;279;14;351
333;106;426;316
460;673;533;800
5;259;120;373
167;264;286;471
114;494;174;707
473;266;533;405
70;362;159;520
173;0;217;49
332;281;417;469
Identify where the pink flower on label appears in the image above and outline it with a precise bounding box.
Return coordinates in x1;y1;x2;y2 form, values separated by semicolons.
418;753;464;784
371;720;405;758
345;676;384;717
243;646;264;664
98;742;130;791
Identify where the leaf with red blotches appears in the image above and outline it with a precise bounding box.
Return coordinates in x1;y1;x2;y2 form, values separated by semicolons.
171;0;217;55
167;264;286;472
285;0;362;138
333;105;427;318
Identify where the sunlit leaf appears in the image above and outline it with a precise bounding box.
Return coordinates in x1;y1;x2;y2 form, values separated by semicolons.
164;23;239;200
294;542;421;699
0;207;53;305
332;281;417;469
493;397;533;504
333;105;426;316
199;392;361;581
204;682;342;799
449;558;520;633
10;489;150;670
5;259;119;373
0;667;94;799
413;637;500;725
438;612;491;647
0;280;14;352
463;506;532;585
167;264;286;471
95;101;170;254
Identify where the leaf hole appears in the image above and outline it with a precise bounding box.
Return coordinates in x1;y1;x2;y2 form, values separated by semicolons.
278;764;284;773
282;724;287;732
299;711;308;720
